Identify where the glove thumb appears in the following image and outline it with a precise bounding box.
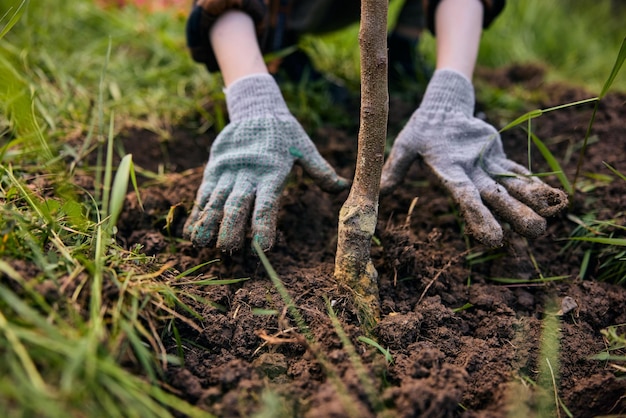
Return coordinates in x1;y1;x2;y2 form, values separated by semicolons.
380;139;416;195
293;145;351;193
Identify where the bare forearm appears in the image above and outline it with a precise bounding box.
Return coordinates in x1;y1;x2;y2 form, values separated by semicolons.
434;0;483;79
210;10;268;87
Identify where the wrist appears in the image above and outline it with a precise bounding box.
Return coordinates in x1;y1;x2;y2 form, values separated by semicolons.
225;74;291;121
420;69;475;117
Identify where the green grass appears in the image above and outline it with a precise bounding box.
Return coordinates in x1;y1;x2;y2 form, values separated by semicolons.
478;0;626;93
592;323;626;365
563;211;626;284
1;0;625;416
0;2;222;415
253;240;369;417
253;241;400;415
0;170;215;417
534;299;573;418
304;0;626;94
0;0;222;143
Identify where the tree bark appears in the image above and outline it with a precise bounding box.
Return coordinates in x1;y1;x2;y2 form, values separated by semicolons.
334;0;388;330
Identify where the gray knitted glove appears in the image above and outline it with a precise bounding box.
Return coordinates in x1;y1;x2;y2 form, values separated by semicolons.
381;69;567;247
184;74;349;251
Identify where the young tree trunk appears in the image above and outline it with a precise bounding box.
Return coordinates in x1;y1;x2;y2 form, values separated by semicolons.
334;0;388;330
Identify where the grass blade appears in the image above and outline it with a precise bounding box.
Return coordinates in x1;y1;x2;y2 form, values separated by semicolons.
499;109;543;132
326;298;382;412
487;275;570;284
108;153;132;230
603;161;626;183
572;37;626;200
570;236;626;246
252;241;313;343
0;0;27;40
101;112;116;222
599;36;626;98
0;309;47;393
529;131;573;195
252;241;362;417
499;98;597;133
357;335;393;364
175;277;250;286
174;260;219;279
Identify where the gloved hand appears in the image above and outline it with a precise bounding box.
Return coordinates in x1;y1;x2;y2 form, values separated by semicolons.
380;69;568;247
184;73;350;251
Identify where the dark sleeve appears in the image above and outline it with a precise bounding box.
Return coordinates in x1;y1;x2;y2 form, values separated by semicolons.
424;0;506;35
186;0;268;72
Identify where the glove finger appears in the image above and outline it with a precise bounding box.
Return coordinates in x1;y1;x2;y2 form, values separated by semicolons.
473;170;546;239
250;177;285;251
189;173;234;247
216;176;255;252
183;204;203;239
435;165;504;247
452;189;504;248
294;141;351;193
380;138;417;195
183;167;218;237
494;159;568;217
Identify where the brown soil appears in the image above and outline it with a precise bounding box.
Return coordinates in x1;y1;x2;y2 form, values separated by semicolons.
118;64;626;417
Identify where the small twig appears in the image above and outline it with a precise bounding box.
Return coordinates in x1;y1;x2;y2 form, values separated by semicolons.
256;328;299;344
567;213;605;236
149;299;203;333
252;327;300;357
232;304;241;319
416;259;453;306
146;317;168;370
608;392;626;414
404;196;419;229
133;262;175;281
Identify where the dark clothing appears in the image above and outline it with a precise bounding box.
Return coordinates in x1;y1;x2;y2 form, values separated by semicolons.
186;0;506;72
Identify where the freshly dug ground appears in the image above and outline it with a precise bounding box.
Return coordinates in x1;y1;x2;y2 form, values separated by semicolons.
117;65;626;417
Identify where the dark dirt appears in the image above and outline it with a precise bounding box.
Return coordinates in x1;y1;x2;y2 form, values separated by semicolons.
117;64;626;417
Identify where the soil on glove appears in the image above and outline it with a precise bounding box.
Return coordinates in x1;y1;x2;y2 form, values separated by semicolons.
117;64;626;417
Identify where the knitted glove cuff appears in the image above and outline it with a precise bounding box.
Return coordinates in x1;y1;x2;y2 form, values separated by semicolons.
225;73;292;122
420;69;475;117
